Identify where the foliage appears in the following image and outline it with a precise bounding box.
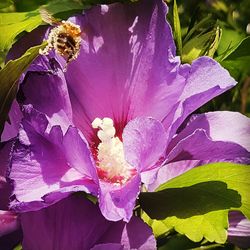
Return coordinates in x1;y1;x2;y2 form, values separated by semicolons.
0;0;249;249
140;163;250;244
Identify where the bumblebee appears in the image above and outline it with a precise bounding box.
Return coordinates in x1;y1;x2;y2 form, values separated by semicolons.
39;8;82;67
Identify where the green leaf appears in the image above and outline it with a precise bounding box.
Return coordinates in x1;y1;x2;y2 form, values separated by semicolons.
217;36;250;78
0;42;46;137
157;234;211;250
140;163;250;243
142;212;173;238
173;0;182;56
0;0;13;9
13;244;22;250
182;25;222;63
0;10;42;51
216;27;245;57
0;0;86;52
45;0;84;14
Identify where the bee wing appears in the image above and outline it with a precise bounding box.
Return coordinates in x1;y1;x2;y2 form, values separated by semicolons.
39;7;61;26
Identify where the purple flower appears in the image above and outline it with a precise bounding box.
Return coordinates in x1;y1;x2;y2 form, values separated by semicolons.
1;132;156;249
21;194;156;250
8;0;250;232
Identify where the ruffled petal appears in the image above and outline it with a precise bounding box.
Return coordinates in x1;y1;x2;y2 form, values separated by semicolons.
21;195;111;250
228;211;250;248
65;0;183;141
91;243;123;250
0;142;13;210
98;174;141;222
167;57;237;137
21;194;156;250
9;106;97;212
0;211;19;237
167;112;250;163
147;160;203;191
19;67;73;132
1;100;22;142
0;143;21;247
98;216;156;250
123;117;167;172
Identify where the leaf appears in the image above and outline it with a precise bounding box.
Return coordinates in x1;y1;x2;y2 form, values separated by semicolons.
0;0;13;9
217;36;250;78
13;244;22;250
216;27;245;57
157;234;200;250
140;163;250;243
0;0;86;52
173;0;182;56
0;42;46;137
142;212;172;238
0;11;42;51
45;0;85;15
182;25;222;63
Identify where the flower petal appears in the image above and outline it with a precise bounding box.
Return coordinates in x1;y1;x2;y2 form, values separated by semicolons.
167;112;250;163
98;174;141;222
65;0;182;141
147;160;203;191
97;216;156;250
228;211;250;248
19;68;73;132
10;107;97;212
0;211;19;237
21;195;111;250
167;57;237;137
21;194;156;250
0;142;13;210
123;117;167;172
91;243;123;250
1;100;22;142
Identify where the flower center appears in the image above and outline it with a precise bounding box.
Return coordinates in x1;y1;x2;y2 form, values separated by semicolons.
91;117;136;185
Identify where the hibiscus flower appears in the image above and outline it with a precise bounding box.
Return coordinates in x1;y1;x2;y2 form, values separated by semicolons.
7;0;250;232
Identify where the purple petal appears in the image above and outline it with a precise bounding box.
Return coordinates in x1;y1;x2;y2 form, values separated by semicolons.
1;100;22;142
0;143;20;245
147;160;203;191
123;117;167;172
98;174;141;222
0;142;13;210
0;228;22;250
0;211;19;237
91;243;123;250
21;194;156;250
167;57;237;137
21;195;111;250
20;69;73;132
228;211;250;248
60;126;98;181
167;112;250;163
65;0;182;141
10;107;97;212
98;216;156;250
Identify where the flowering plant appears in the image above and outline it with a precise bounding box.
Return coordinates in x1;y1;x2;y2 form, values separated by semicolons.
0;0;250;249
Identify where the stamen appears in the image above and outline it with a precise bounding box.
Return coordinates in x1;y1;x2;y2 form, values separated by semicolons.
91;117;136;185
